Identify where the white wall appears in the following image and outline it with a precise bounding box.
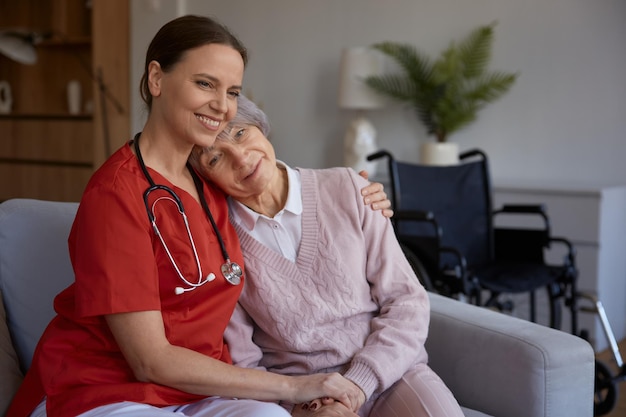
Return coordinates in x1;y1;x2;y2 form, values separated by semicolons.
131;0;626;186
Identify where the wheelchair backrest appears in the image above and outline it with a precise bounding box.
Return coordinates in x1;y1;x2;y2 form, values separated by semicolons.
392;152;493;269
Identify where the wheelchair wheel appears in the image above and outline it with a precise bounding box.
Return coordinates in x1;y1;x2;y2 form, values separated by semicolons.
594;359;617;416
400;243;434;291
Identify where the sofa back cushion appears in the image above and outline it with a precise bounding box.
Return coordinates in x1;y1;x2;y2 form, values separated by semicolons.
0;198;78;371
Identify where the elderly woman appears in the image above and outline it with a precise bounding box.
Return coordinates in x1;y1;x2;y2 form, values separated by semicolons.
190;96;464;417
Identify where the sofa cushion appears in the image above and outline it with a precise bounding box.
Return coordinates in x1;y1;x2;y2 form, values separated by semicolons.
0;198;79;371
426;292;595;417
0;291;23;416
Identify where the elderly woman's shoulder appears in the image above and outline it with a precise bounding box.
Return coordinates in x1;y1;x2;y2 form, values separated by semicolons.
298;166;366;189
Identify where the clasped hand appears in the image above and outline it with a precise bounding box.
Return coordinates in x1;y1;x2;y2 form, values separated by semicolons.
292;398;361;417
291;373;365;416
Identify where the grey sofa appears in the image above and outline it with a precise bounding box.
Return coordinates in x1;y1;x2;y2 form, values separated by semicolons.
0;198;595;417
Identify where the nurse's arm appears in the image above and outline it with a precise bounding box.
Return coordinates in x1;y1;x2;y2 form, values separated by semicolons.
358;170;393;218
105;310;361;410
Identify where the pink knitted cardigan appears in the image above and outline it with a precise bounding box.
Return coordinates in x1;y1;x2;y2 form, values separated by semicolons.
225;167;429;402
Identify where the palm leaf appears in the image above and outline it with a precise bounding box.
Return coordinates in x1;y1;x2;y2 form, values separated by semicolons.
361;23;517;142
458;23;495;79
371;42;433;86
465;72;518;104
365;74;416;102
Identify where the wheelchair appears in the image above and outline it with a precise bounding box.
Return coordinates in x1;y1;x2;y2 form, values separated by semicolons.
368;148;578;328
368;148;624;415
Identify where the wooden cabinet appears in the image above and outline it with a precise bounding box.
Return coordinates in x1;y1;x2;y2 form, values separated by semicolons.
0;0;129;202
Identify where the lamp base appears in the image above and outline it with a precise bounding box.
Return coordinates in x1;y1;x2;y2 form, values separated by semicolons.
343;116;378;176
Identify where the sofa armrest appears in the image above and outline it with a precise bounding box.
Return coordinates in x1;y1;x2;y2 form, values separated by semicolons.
426;292;594;417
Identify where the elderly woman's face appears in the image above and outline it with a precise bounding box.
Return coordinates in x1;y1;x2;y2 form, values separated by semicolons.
195;124;278;200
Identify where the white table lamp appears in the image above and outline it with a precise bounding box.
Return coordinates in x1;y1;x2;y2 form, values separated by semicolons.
338;47;386;175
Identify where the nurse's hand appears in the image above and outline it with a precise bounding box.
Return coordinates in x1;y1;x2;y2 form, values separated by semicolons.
358;170;393;218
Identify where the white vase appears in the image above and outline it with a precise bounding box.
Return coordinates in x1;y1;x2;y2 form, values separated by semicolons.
419;142;459;166
67;80;82;115
0;80;13;114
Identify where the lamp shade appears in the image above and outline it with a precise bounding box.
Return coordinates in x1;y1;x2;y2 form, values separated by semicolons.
0;30;38;65
338;47;386;110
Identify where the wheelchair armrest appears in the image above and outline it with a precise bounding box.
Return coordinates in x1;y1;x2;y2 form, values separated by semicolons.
435;246;479;297
393;212;476;298
493;204;550;230
393;210;440;238
549;236;575;251
438;246;468;274
394;210;435;222
548;236;577;264
496;204;547;214
393;210;443;252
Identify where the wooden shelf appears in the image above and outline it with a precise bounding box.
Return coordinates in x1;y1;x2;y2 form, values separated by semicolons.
40;37;92;47
0;0;129;202
0;113;92;120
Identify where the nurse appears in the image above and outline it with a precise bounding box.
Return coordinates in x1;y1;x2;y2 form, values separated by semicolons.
8;15;388;417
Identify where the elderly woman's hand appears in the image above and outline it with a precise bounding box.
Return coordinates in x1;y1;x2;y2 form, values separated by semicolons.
358;170;393;218
292;399;360;417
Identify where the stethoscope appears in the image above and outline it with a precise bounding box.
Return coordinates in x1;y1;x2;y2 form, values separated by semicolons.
133;133;242;294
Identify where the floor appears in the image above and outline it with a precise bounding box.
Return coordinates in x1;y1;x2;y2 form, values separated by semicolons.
595;338;626;416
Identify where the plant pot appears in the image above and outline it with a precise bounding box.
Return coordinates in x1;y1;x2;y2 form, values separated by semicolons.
419;142;459;166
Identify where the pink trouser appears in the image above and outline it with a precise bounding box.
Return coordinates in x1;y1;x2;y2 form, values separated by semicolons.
361;363;465;417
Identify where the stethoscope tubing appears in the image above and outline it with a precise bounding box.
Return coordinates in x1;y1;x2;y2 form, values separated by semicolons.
150;196;206;288
133;133;242;292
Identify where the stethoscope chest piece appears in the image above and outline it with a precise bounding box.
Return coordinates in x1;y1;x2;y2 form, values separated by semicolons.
222;261;243;286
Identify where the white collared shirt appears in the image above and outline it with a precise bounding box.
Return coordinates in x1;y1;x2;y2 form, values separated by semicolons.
228;161;302;262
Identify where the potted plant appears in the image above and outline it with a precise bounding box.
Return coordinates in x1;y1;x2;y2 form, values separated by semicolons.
365;22;518;165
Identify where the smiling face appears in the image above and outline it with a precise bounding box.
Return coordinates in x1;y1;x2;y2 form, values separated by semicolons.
194;124;280;201
148;43;245;148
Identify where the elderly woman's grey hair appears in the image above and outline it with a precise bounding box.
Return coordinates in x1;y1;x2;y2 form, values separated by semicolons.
221;94;271;138
189;95;271;170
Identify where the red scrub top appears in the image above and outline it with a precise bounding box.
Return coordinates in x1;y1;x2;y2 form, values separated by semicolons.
7;143;245;417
